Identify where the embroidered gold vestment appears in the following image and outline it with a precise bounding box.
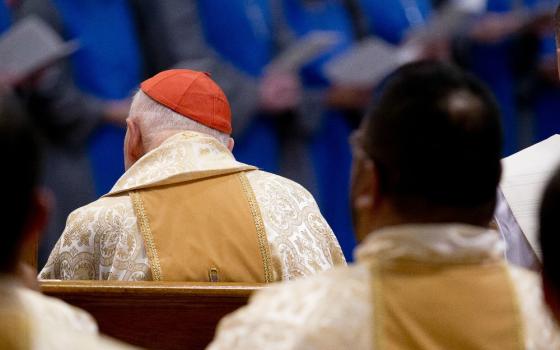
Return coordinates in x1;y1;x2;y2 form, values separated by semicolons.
40;131;345;281
208;224;560;350
129;171;272;282
372;261;522;349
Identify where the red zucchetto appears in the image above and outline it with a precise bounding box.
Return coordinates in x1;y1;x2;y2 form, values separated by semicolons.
140;69;232;134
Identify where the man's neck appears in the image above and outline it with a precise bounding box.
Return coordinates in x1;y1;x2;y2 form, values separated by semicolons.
364;201;491;241
144;130;186;153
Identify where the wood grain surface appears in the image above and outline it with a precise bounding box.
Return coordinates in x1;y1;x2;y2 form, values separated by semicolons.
41;281;263;350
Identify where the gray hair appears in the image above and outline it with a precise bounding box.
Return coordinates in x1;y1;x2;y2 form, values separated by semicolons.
129;90;230;146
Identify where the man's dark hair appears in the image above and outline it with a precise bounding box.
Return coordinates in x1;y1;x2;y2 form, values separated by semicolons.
364;61;503;221
0;94;41;271
540;165;560;290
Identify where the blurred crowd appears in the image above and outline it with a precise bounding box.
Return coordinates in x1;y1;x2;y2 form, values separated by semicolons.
1;0;559;263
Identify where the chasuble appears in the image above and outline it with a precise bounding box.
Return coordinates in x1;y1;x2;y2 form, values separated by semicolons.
208;224;560;350
40;131;345;281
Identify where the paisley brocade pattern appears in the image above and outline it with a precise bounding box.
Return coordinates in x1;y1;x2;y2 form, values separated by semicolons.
208;264;373;350
208;225;560;350
41;196;151;281
246;171;346;279
40;131;345;281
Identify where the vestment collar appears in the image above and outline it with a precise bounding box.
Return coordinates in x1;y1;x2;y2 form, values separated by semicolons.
107;131;256;196
355;223;505;265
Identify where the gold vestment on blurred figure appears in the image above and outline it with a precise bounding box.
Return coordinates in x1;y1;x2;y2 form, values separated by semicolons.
208;224;560;350
0;276;132;349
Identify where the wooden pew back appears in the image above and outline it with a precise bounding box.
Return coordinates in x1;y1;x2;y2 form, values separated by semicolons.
41;281;262;350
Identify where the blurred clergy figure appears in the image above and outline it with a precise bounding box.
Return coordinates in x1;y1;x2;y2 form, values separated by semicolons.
0;95;133;349
40;69;344;282
208;62;560;349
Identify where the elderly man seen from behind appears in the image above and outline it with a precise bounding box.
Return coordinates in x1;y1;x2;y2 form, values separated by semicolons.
40;69;345;282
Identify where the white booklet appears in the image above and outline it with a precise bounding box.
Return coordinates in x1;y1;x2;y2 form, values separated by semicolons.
267;30;341;73
408;0;485;41
0;16;77;85
323;37;403;87
500;135;560;258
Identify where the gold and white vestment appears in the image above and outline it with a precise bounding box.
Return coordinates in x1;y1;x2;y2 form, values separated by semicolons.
208;224;560;350
40;131;345;281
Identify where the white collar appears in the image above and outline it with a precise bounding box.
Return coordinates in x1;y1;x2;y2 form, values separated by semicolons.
355;223;505;265
107;131;256;196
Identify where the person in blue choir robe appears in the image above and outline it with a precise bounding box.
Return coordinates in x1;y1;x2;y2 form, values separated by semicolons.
16;0;152;264
533;30;560;142
197;0;281;174
456;0;548;155
358;0;432;45
0;0;11;34
51;0;143;196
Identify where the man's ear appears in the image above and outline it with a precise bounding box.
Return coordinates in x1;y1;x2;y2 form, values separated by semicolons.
227;137;235;152
124;118;144;170
351;158;381;242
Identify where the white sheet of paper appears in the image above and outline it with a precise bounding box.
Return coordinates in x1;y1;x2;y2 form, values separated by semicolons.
267;31;340;73
324;37;402;86
407;0;485;42
449;0;486;13
500;135;560;258
0;16;77;84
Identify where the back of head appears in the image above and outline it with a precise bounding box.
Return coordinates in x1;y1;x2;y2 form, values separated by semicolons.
0;94;41;272
365;61;503;222
540;165;560;291
129;69;232;149
129;90;230;147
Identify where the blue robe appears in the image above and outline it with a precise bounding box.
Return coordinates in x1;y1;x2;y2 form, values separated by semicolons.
533;32;560;142
0;1;10;34
53;0;142;195
198;0;280;173
468;0;540;155
358;0;432;45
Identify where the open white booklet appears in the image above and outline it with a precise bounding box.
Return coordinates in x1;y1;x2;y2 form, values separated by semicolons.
500;135;560;259
0;15;77;85
323;37;404;87
267;31;341;73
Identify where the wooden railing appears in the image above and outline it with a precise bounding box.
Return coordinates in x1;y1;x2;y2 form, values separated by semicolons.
40;281;262;350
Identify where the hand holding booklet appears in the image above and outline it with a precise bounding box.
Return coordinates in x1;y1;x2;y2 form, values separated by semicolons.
0;16;77;85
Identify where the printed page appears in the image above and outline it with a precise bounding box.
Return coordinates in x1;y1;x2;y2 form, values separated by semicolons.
500;135;560;258
324;37;402;87
267;31;340;73
0;16;77;85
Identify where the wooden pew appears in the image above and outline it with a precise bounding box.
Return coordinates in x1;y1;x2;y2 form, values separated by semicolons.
41;281;262;350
